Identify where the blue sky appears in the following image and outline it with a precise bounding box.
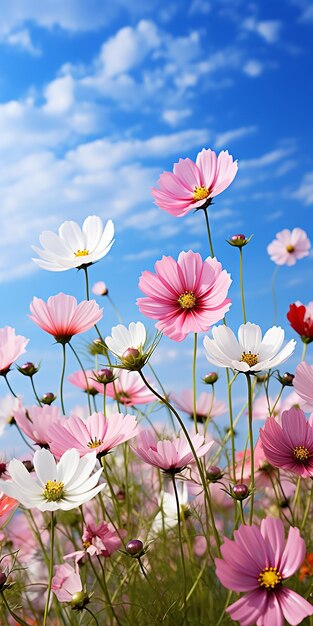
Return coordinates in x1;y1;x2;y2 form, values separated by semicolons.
0;0;313;452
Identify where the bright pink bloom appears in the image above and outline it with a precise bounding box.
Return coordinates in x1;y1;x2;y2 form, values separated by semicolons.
68;369;102;395
52;563;82;602
215;517;313;626
0;492;17;517
49;411;138;459
0;327;29;375
152;148;238;217
294;362;313;411
137;251;231;341
260;407;313;477
267;228;310;266
131;430;214;473
29;293;102;343
106;369;156;405
14;402;64;446
65;521;123;562
287;301;313;343
171;389;226;422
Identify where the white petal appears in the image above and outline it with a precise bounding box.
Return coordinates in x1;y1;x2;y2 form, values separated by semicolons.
33;449;57;485
211;325;240;360
68;468;103;495
8;458;42;495
83;215;104;252
65;452;97;490
238;323;262;354
57;449;80;484
257;340;296;371
231;359;250;372
258;326;284;361
60;484;105;509
58;220;85;252
203;335;234;367
39;230;71;257
129;321;146;347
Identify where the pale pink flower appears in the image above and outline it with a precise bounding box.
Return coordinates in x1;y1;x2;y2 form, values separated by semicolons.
152;148;238;217
267;228;310;266
0;327;29;375
65;520;123;562
29;293;102;343
137;251;231;341
106;369;156;405
131;430;214;473
68;369;102;395
92;281;108;296
215;517;313;626
171;389;226;422
49;411;138;459
293;361;313;411
52;563;83;602
14;402;64;447
253;390;306;423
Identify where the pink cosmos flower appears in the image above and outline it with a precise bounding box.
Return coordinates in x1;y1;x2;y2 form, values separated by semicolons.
13;402;64;447
29;293;103;343
267;228;311;266
0;327;29;375
65;520;123;563
68;369;102;395
131;430;214;473
215;517;313;626
52;563;83;602
252;391;306;423
171;389;226;422
152;148;238;217
49;411;138;459
293;362;313;411
260;407;313;477
106;369;156;405
92;281;108;296
137;251;231;341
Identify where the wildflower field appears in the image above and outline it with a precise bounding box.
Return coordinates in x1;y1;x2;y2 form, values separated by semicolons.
0;146;312;626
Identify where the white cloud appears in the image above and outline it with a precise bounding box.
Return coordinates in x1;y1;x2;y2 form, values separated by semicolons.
3;28;41;55
43;76;75;114
243;60;264;77
243;18;282;43
162;109;192;126
293;172;313;205
240;148;295;170
188;0;211;15
215;125;257;148
98;21;161;78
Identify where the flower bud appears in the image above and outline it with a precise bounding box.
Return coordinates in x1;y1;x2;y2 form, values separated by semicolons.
255;373;268;384
206;466;224;482
88;338;107;356
126;539;144;557
0;572;7;590
41;392;56;405
227;234;253;248
121;348;145;371
17;362;39;377
231;483;250;500
278;372;294;387
95;368;115;384
70;591;90;609
203;372;218;385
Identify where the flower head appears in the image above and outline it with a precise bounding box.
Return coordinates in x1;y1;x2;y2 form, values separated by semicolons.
52;563;83;602
0;492;17;518
106;321;156;370
267;228;310;266
0;327;29;375
260;407;313;477
152;148;238;217
32;216;114;271
105;369;156;405
203;322;296;373
66;520;123;562
293;362;313;411
92;281;109;296
49;411;138;459
29;293;102;343
68;369;103;395
13;402;64;447
0;448;105;511
137;251;231;341
215;517;313;626
287;301;313;344
171;390;226;422
131;430;214;473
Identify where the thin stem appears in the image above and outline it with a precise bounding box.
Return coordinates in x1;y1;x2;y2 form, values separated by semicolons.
239;247;247;324
30;376;42;406
84;607;100;626
292;476;302;521
301;342;308;362
43;512;55;626
68;342;92;414
192;332;198;434
96;556;123;626
301;481;313;531
59;343;66;415
148;362;177;432
246;373;255;525
83;266;90;300
270;385;283;417
271;266;279;325
226;369;237;482
216;590;233;626
3;375;17;398
202;206;214;257
1;592;31;626
14;423;36;452
107;295;123;323
171;475;187;611
239;501;246;525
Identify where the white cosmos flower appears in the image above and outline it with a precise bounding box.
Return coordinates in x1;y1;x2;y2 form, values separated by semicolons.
0;394;20;437
148;482;188;538
106;322;146;357
0;448;105;511
32;216;114;272
203;322;296;373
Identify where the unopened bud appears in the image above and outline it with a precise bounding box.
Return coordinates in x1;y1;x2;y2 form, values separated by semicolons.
203;372;218;385
121;348;145;371
278;372;294;387
18;362;39;377
70;591;90;609
227;234;253;248
88;339;107;356
41;392;56;405
231;483;250;501
95;368;115;384
206;466;224;482
126;539;144;557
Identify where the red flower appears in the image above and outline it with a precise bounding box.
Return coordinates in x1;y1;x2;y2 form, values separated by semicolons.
287;302;313;343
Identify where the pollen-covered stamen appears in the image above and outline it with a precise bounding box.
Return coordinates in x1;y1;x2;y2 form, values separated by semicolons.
258;566;282;589
193;185;210;201
286;245;295;253
178;291;197;309
294;446;310;461
43;480;65;502
240;351;259;367
87;438;103;449
74;249;89;257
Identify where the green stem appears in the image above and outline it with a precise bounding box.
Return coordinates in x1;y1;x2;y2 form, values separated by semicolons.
246;373;255;525
271;266;279;325
84;607;100;625
107;295;123;323
148;362;177;432
301;342;308;362
3;374;17;398
43;512;55;626
270;385;283;417
216;590;233;626
226;369;237;482
239;247;247;324
292;476;302;521
202;206;214;257
171;475;187;611
59;343;66;415
96;556;123;626
301;482;313;531
68;342;92;414
83;266;104;342
30;376;42;406
0;592;31;626
192;332;198;434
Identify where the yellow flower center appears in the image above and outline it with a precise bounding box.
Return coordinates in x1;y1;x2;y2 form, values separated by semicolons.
286;245;295;253
258;567;282;589
83;540;92;549
74;249;89;257
87;438;103;449
43;480;65;502
240;351;259;367
193;185;210;201
294;446;310;461
178;291;197;309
